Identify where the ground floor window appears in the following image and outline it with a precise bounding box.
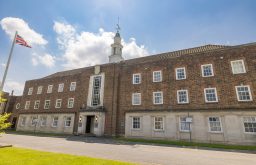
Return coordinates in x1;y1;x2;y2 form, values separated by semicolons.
40;116;47;127
132;117;140;129
243;117;256;133
21;117;26;126
64;117;72;127
180;117;191;132
52;117;58;127
154;117;164;130
208;117;222;132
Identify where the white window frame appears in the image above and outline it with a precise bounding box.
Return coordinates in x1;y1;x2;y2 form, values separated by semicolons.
55;99;62;108
44;100;50;109
132;117;141;130
133;73;141;84
231;60;246;74
154;116;164;131
20;117;26;126
34;100;40;109
25;101;30;110
204;88;218;103
16;103;20;109
243;116;256;134
52;117;58;127
179;116;191;132
153;70;162;82
201;64;214;77
40;116;47;127
132;93;141;105
208;117;222;133
64;116;72;127
235;85;253;102
70;82;76;91
37;86;43;94
58;83;64;92
67;98;74;108
153;91;163;104
175;67;186;80
31;116;38;126
28;87;33;95
47;85;53;93
177;90;189;104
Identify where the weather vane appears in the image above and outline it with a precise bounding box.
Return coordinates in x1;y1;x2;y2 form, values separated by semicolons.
116;17;121;32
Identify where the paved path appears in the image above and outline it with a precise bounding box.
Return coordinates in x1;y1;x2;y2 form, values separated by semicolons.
0;134;255;165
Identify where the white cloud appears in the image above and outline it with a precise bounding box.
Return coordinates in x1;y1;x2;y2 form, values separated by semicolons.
32;53;56;68
4;80;24;95
0;17;47;46
53;21;148;69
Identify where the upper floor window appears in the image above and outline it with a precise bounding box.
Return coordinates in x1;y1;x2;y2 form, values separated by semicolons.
243;116;256;133
16;103;20;109
52;117;58;127
133;73;141;84
132;93;141;105
235;85;252;101
204;88;218;103
25;101;30;110
47;85;53;93
58;83;64;92
44;100;50;109
67;98;74;108
91;76;102;106
154;117;164;130
55;99;62;108
37;86;43;94
28;87;33;95
201;64;214;77
64;117;72;127
177;90;189;104
208;117;222;132
153;71;162;82
34;100;40;109
70;82;76;91
175;67;186;80
153;92;163;104
132;117;140;129
231;60;246;74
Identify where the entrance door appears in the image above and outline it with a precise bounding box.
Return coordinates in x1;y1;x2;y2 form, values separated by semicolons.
11;117;17;129
85;116;94;133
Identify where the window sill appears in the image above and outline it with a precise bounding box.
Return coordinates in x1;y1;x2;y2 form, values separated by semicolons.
208;131;223;134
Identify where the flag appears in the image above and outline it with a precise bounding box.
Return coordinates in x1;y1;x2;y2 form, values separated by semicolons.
15;34;32;48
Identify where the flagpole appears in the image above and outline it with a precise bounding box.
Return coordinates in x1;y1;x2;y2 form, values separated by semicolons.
0;31;17;92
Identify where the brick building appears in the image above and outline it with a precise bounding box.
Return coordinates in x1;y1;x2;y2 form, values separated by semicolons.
8;30;256;145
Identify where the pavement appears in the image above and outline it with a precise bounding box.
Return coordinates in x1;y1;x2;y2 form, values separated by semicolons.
0;133;255;165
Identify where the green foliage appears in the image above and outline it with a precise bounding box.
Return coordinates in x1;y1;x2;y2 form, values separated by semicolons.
0;113;11;134
0;147;135;165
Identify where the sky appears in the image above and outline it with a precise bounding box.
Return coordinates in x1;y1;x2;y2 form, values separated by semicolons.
0;0;255;95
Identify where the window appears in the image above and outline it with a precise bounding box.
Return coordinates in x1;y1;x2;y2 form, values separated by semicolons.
154;117;164;130
20;117;26;126
132;117;140;129
55;99;62;108
204;88;218;103
70;82;76;91
37;86;43;94
201;64;214;77
40;116;47;127
64;117;72;127
34;100;40;109
44;100;50;109
243;117;256;133
180;117;191;132
16;103;20;109
68;98;74;108
58;83;64;92
25;101;30;110
132;93;141;105
52;117;58;127
31;116;38;126
176;67;186;80
235;85;252;101
208;117;222;132
91;76;101;106
177;90;189;104
133;73;141;84
153;92;163;104
28;87;33;95
153;71;162;82
47;85;53;93
231;60;246;74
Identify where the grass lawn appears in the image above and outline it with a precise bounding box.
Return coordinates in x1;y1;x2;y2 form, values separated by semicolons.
117;138;256;152
0;147;136;165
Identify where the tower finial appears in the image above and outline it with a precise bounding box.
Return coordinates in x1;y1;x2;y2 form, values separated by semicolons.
116;17;121;32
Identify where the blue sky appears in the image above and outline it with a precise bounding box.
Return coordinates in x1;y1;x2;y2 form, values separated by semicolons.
0;0;256;95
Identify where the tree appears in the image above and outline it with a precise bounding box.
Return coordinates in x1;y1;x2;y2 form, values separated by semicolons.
0;113;11;134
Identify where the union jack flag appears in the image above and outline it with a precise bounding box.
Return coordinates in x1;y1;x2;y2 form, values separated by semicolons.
15;34;32;48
